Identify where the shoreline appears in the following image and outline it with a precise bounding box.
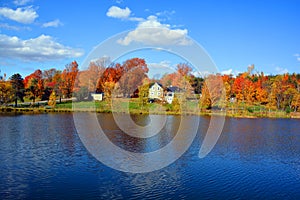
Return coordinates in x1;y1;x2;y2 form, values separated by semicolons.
1;106;299;119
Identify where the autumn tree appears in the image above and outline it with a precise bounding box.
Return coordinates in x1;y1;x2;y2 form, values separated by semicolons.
118;58;149;97
270;75;289;110
138;79;150;108
95;58;148;98
199;83;210;109
39;69;60;101
161;63;193;89
160;73;176;87
61;61;79;98
24;69;42;88
172;95;181;113
0;81;13;105
291;92;300;112
160;63;195;102
176;64;194;99
253;73;269;105
24;69;44;104
96;65;118;93
78;58;107;93
43;69;61;91
103;82;116;101
48;90;56;107
221;74;234;107
51;70;63;102
200;74;225;109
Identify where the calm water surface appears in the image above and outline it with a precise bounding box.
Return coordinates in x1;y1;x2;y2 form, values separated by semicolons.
0;113;299;199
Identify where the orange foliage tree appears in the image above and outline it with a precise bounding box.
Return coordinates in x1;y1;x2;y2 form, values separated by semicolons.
96;58;149;98
200;74;226;109
61;61;79;98
24;69;43;104
78;58;108;93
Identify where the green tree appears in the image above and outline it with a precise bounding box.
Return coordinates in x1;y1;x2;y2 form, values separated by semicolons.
191;77;204;94
10;73;25;107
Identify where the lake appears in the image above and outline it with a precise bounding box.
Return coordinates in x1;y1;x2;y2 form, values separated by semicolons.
0;113;299;199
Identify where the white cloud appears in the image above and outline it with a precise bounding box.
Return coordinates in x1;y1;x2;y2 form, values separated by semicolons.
221;69;233;75
118;15;191;46
148;61;172;69
275;67;288;74
294;53;300;62
0;23;30;31
106;6;131;19
156;10;176;21
192;71;211;77
156;10;175;17
106;6;143;21
13;0;33;6
42;19;63;28
114;0;123;4
0;34;84;62
0;6;38;24
0;23;19;30
148;61;174;79
219;69;242;77
128;17;144;22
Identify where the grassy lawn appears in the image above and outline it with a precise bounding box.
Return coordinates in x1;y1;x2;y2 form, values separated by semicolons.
1;97;298;118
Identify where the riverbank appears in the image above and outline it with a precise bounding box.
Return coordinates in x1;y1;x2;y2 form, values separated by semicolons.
1;102;299;119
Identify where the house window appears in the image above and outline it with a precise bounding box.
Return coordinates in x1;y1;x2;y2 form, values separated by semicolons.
158;92;161;95
158;87;160;91
151;92;154;95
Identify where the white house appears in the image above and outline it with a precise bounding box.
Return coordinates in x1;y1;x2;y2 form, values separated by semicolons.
91;93;103;101
164;86;182;104
149;82;164;100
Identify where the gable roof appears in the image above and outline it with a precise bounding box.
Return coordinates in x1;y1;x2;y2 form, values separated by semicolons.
149;82;163;88
167;86;183;92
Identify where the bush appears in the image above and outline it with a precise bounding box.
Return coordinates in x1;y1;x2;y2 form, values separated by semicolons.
285;107;291;114
247;107;254;113
171;96;180;112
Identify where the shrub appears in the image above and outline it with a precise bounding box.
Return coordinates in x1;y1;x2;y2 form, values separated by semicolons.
285;107;291;114
247;107;254;113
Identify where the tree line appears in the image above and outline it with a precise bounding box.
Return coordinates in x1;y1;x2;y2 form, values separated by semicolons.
0;58;300;113
200;72;300;113
0;61;79;107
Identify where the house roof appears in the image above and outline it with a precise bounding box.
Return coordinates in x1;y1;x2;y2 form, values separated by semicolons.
149;82;163;88
167;86;183;92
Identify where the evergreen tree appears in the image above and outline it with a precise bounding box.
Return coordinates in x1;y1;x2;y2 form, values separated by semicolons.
10;73;25;107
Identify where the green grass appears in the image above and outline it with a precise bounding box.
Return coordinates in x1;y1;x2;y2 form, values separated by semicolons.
1;98;299;119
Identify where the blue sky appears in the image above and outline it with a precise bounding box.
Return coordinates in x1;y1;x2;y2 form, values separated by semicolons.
0;0;299;78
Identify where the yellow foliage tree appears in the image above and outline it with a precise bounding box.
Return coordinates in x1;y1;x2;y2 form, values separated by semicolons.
0;81;14;105
48;91;56;107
